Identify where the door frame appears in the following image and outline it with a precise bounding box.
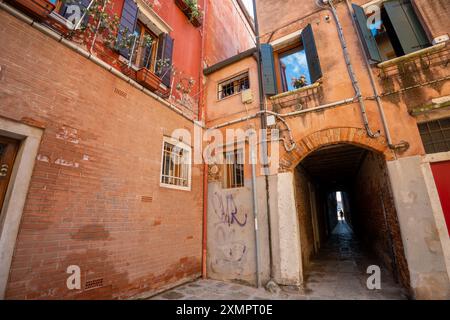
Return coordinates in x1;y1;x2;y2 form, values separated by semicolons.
0;117;43;299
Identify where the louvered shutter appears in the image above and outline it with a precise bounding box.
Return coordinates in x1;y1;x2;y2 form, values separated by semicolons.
352;4;382;63
384;0;430;55
302;24;323;84
156;33;174;87
260;44;277;96
117;0;139;60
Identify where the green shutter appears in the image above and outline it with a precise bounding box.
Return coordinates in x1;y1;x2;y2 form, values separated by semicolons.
261;44;278;96
352;4;382;63
302;24;322;84
384;0;430;54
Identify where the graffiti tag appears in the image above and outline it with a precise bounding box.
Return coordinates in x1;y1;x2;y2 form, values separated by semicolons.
212;192;247;227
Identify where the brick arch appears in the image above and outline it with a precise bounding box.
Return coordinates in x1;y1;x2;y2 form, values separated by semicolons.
279;127;395;171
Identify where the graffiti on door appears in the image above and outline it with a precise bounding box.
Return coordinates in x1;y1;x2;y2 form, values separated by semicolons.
212;192;248;227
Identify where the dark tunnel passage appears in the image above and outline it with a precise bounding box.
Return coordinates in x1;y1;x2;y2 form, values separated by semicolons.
294;144;411;299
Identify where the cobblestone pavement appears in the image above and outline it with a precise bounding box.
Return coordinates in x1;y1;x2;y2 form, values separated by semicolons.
151;222;408;300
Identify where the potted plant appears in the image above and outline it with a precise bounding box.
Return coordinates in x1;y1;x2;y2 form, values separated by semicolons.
174;0;203;27
12;0;56;20
292;75;308;89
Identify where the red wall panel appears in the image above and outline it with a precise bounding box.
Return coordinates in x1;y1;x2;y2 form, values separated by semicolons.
431;161;450;236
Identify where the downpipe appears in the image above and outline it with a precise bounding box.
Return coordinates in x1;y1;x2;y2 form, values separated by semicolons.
326;0;381;139
344;0;410;152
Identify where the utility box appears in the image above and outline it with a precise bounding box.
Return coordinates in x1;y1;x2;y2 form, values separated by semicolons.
241;89;254;104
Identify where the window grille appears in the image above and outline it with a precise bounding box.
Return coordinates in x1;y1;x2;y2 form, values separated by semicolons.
218;73;250;100
161;140;191;189
223;149;244;189
418;117;450;154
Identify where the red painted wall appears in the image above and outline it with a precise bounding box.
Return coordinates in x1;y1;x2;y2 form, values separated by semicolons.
431;161;450;236
146;0;203;104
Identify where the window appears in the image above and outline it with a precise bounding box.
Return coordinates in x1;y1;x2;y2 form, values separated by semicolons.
223;149;244;189
218;73;250;100
261;24;322;95
130;22;158;71
160;137;191;190
279;46;311;92
353;0;430;63
418;118;450;154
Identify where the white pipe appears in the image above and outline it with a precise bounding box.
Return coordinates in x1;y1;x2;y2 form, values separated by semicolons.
0;1;203;127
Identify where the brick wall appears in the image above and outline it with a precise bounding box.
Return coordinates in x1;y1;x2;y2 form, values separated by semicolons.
0;9;203;299
353;152;411;290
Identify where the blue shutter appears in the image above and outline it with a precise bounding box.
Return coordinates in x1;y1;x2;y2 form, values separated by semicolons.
260;44;277;96
352;4;382;63
384;0;430;54
156;33;174;87
60;0;91;26
117;0;139;60
302;24;322;84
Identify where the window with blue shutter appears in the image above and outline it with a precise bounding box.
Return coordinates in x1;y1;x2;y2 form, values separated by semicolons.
352;0;430;62
274;24;322;93
352;4;382;63
261;44;277;96
302;24;322;84
117;0;139;60
384;0;430;55
156;33;174;88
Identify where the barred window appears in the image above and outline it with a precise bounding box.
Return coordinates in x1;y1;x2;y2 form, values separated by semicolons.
418;118;450;154
223;149;244;189
161;138;191;190
218;73;250;100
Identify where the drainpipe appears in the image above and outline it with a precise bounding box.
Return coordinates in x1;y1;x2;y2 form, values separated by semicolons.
344;0;409;152
326;0;380;139
252;0;273;288
250;132;261;288
200;0;208;280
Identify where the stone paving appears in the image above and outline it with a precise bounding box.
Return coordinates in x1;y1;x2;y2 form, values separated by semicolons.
151;221;409;300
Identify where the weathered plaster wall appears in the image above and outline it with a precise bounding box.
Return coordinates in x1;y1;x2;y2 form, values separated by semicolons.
205;0;255;66
387;156;450;299
207;177;270;285
268;172;303;286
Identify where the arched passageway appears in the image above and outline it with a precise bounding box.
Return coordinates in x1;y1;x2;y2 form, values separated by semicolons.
293;143;411;299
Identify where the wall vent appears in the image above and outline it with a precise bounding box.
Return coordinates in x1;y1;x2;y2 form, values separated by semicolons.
141;196;153;203
85;278;103;290
114;88;127;98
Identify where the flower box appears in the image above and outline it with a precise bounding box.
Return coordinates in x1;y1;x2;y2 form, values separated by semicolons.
12;0;56;20
174;0;203;28
136;68;162;92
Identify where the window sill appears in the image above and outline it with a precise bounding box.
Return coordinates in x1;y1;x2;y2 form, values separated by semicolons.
269;82;321;100
160;183;191;192
377;42;446;69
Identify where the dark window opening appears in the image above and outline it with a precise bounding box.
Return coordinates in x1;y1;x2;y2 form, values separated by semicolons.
223;149;244;189
354;0;431;63
218;73;250;100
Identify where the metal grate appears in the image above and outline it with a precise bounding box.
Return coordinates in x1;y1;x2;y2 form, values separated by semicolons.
418;117;450;154
85;278;103;290
161;141;190;188
218;73;250;100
